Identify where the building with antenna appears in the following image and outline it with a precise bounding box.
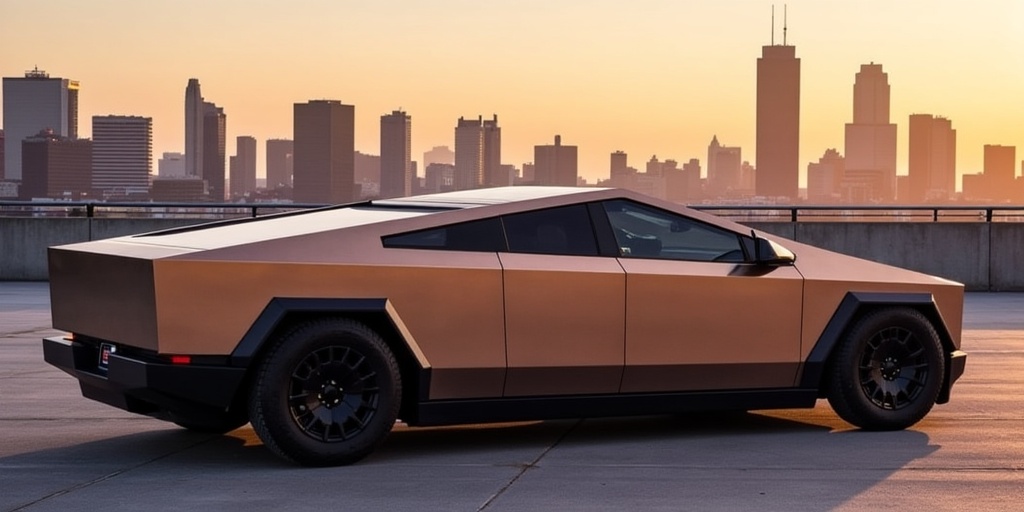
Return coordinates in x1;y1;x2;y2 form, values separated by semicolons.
755;6;800;200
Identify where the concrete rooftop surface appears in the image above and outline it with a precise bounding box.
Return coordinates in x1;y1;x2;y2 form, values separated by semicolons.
1;281;1022;511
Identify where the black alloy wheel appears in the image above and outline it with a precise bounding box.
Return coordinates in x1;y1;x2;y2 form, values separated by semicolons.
826;307;945;431
857;325;931;410
249;318;401;466
288;344;381;442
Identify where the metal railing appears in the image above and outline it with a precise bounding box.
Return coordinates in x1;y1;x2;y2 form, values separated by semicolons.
3;200;1024;222
0;201;328;219
691;205;1024;222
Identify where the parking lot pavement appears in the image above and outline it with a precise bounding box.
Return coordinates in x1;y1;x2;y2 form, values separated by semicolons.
2;283;1022;511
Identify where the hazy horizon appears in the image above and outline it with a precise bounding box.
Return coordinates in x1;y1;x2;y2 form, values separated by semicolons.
2;1;1023;187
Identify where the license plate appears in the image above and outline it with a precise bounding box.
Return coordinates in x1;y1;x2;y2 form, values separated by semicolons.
98;343;117;372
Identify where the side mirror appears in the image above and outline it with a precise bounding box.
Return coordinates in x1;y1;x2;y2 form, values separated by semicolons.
751;230;796;266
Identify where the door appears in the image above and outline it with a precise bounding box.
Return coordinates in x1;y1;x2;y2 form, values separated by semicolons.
601;199;804;393
498;204;626;397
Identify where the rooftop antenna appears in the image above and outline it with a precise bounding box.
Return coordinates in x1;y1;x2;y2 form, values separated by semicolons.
771;5;775;45
783;4;788;45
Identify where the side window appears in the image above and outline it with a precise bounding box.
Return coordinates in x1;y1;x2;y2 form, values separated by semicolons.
602;199;746;262
382;217;505;252
502;204;599;256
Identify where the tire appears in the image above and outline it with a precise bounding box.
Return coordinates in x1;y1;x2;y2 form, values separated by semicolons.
825;307;945;431
248;318;402;466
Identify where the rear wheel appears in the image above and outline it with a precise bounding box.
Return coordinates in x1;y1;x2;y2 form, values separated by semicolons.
826;308;944;430
249;318;401;466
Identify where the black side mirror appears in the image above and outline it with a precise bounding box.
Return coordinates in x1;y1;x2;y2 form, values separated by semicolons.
751;230;796;266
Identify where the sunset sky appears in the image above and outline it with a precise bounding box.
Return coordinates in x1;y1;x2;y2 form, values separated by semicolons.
2;1;1023;187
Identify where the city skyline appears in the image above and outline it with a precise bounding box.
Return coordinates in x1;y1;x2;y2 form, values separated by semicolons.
1;1;1023;188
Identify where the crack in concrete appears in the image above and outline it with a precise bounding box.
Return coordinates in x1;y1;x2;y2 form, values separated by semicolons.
477;419;583;511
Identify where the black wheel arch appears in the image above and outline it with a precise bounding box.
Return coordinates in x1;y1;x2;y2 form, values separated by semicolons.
229;298;431;424
801;292;960;404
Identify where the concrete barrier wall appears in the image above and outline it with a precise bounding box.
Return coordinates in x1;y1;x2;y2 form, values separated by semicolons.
0;218;213;280
2;217;1022;290
749;221;1012;292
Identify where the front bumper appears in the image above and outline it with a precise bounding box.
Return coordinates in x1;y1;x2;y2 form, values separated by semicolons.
43;336;247;417
937;349;968;404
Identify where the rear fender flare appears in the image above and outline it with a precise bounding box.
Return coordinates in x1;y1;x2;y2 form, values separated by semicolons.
230;298;432;404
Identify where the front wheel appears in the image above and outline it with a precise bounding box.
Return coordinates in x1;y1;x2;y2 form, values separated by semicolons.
825;308;945;430
249;318;402;466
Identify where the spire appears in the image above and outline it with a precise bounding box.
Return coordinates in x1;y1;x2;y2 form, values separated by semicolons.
783;4;788;46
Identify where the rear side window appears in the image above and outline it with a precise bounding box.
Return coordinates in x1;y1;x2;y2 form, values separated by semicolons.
382;217;505;252
502;204;599;256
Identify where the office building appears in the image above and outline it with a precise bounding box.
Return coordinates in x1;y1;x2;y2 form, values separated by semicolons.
202;102;226;200
755;41;800;199
707;135;742;197
265;139;294;189
20;129;92;199
454;115;501;190
380;110;412;198
844;63;897;202
0;129;5;179
158;152;186;177
150;177;206;202
807;149;845;203
293;100;355;204
230;136;257;198
984;145;1016;201
908;114;956;202
91;115;152;197
3;67;79;181
533;135;577;186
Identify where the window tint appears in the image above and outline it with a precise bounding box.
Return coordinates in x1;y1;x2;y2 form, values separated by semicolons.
602;200;745;262
382;217;505;252
502;204;599;256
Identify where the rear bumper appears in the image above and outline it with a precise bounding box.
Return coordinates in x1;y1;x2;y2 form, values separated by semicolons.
43;336;247;416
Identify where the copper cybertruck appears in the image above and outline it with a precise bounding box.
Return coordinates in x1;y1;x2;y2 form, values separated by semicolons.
44;187;967;466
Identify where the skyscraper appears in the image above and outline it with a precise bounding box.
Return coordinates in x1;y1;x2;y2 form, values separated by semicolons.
293;100;355;204
380;110;412;199
3;67;79;181
533;135;578;186
908;114;956;202
0;130;5;180
20;129;92;200
230;136;257;198
266;139;294;189
844;63;897;201
755;36;800;199
454;115;502;190
184;78;204;178
202;102;226;200
91;115;152;197
482;116;503;187
454;117;484;190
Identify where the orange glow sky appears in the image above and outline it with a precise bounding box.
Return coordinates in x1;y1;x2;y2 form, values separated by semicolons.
2;1;1022;188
